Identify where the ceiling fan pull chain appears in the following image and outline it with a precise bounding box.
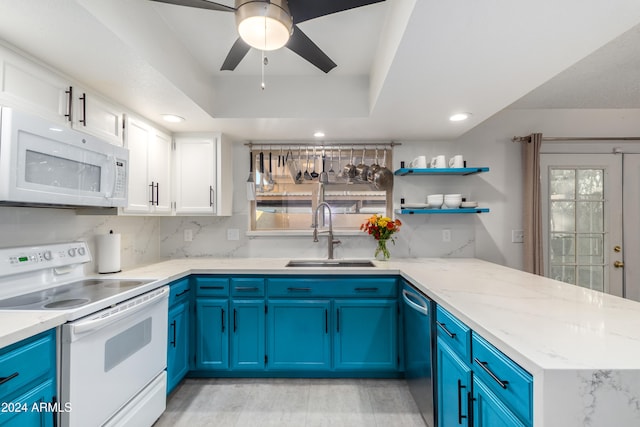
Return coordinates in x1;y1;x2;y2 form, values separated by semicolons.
261;15;267;90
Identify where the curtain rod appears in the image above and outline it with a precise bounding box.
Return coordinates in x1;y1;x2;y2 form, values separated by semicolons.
512;135;640;142
245;142;399;148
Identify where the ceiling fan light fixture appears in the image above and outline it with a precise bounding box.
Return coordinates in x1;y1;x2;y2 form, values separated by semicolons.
236;0;293;51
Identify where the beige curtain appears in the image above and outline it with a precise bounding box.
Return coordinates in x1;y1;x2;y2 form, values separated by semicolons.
522;133;544;275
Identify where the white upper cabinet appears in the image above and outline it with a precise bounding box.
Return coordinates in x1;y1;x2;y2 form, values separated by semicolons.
0;44;124;145
173;133;233;216
122;115;171;215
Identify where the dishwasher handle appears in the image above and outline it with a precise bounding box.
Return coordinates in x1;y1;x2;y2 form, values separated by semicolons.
70;286;169;336
402;289;429;316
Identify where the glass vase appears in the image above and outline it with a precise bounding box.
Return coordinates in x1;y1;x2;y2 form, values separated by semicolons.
374;238;391;261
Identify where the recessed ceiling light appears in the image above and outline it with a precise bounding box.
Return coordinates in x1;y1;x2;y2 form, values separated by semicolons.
162;114;185;123
313;131;325;138
449;112;472;122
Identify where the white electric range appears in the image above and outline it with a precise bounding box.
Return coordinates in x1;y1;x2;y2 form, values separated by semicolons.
0;241;168;427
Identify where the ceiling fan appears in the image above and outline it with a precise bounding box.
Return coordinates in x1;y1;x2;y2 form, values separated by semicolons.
150;0;386;73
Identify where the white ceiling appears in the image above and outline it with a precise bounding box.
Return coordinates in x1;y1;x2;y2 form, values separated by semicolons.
0;0;640;142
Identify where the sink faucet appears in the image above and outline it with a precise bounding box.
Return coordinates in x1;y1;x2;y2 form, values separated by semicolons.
312;202;341;259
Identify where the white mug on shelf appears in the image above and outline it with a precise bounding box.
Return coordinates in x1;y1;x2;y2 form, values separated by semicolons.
449;155;464;168
431;155;446;168
410;155;428;168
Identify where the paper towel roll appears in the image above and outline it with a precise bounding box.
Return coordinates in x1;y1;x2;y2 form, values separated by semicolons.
97;231;121;273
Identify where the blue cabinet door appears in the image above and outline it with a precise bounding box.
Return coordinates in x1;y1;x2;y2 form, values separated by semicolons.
437;337;472;427
267;300;331;371
0;379;56;426
473;376;525;427
231;299;265;370
333;299;398;371
195;299;229;370
167;300;190;393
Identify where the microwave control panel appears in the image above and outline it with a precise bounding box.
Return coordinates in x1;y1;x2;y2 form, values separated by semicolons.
114;160;127;198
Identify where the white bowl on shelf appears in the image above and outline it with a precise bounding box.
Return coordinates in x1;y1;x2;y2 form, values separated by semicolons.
443;194;462;208
460;201;478;208
426;194;443;208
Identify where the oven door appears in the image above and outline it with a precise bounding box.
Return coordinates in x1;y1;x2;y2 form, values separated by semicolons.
59;287;168;427
0;106;128;207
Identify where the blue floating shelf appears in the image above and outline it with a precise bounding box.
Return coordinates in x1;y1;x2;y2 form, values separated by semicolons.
394;167;489;176
395;208;490;215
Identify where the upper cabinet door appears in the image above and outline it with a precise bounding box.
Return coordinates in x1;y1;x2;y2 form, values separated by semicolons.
123;116;152;214
0;45;71;124
72;88;124;146
174;135;217;215
148;130;172;214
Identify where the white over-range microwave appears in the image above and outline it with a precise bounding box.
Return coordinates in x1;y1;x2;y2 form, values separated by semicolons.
0;106;128;207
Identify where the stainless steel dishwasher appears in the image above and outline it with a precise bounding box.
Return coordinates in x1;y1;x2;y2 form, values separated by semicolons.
402;281;436;427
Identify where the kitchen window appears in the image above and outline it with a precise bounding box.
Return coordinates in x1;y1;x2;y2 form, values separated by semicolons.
249;144;395;232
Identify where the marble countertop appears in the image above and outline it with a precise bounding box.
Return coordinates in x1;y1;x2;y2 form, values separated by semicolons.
4;256;640;376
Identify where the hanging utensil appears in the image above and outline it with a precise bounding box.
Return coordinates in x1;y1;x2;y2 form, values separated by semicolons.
294;147;302;182
328;150;336;182
336;148;344;180
356;147;369;181
264;150;275;191
256;151;266;192
319;154;329;184
343;148;356;180
374;148;394;190
366;148;380;183
246;150;255;201
310;147;319;179
304;148;312;180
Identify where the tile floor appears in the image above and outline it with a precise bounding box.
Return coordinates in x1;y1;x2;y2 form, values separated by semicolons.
154;378;427;427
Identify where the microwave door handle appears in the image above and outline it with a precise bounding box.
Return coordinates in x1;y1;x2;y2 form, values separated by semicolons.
70;287;169;336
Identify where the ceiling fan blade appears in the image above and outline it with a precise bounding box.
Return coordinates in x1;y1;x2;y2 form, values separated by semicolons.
220;37;252;71
149;0;235;12
289;0;385;24
287;25;336;73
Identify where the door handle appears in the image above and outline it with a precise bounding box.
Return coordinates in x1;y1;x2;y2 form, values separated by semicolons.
614;260;624;268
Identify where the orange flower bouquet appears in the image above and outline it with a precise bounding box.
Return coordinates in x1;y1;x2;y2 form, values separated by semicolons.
360;215;402;260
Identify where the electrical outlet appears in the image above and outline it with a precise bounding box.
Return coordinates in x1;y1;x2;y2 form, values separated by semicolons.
442;229;451;242
227;228;240;241
512;229;524;243
184;229;193;242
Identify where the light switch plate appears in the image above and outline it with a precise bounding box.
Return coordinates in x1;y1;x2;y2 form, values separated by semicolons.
227;228;240;241
512;229;524;243
184;229;193;242
442;229;451;242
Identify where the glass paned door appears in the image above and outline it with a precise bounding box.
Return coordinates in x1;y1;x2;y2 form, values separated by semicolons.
541;154;623;296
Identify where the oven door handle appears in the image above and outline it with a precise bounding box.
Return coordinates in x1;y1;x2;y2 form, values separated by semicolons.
70;286;169;336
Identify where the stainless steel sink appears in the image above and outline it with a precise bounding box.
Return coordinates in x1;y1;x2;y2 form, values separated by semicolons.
286;259;376;268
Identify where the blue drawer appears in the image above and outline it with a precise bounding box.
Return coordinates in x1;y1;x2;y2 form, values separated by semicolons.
0;330;55;402
267;277;397;298
195;277;229;297
231;278;265;297
436;305;471;362
472;333;533;426
169;278;191;306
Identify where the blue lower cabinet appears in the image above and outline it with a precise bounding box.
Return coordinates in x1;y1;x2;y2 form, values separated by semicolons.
0;379;56;427
333;299;398;371
231;300;265;370
167;300;190;394
267;300;331;371
473;376;525;427
195;299;229;370
437;337;472;427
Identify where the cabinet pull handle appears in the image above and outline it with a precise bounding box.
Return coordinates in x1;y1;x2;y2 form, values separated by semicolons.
354;287;379;292
336;308;340;333
79;92;87;126
457;379;468;423
149;181;155;204
221;308;225;333
436;321;457;338
170;320;177;347
325;309;328;334
287;287;311;292
0;372;19;385
155;182;160;206
235;287;259;292
175;289;190;297
474;358;509;389
209;185;214;207
201;286;224;290
233;309;237;333
64;86;73;122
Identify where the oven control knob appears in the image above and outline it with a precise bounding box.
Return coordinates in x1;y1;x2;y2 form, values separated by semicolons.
68;248;77;257
42;251;53;261
77;247;86;256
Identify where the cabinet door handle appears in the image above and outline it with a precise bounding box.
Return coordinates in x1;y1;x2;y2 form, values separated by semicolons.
325;309;328;334
79;92;87;126
175;289;190;297
149;181;155;205
287;287;311;292
0;372;19;385
354;287;379;292
474;358;509;389
436;321;457;338
170;320;177;347
336;308;340;333
209;185;214;207
155;182;160;206
457;379;468;424
235;287;259;292
200;286;224;290
233;309;237;333
221;308;225;333
64;86;73;122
